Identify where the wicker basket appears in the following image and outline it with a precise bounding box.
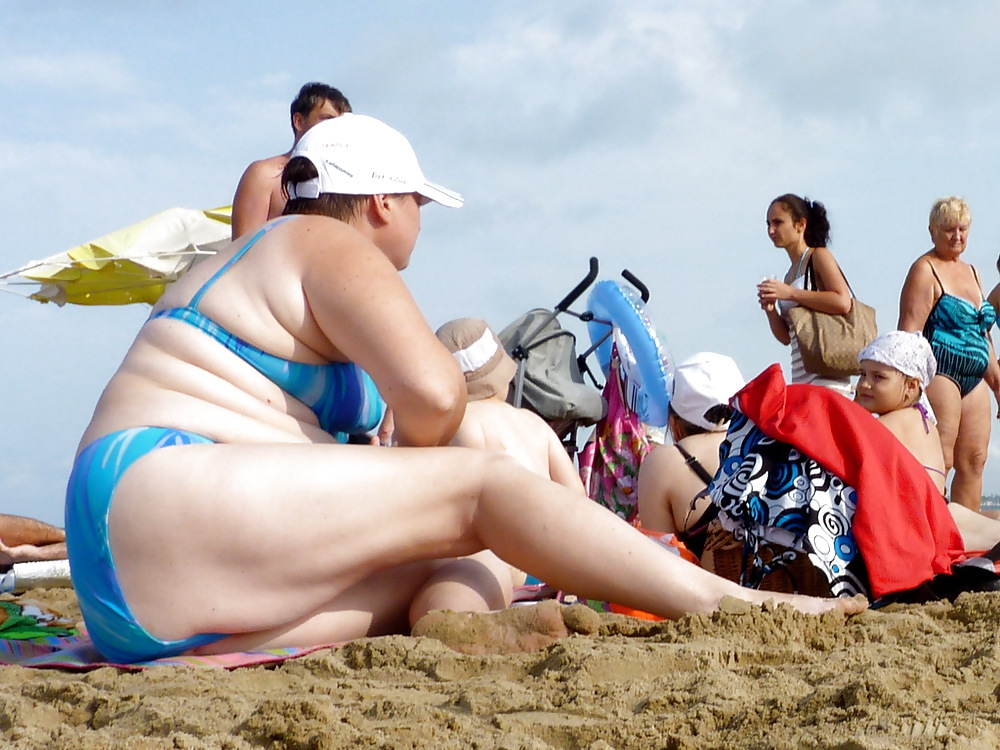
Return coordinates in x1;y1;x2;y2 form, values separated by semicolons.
701;519;831;597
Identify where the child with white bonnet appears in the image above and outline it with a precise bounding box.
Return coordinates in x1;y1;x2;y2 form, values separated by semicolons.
406;318;587;622
855;330;1000;553
854;330;946;493
435;317;585;493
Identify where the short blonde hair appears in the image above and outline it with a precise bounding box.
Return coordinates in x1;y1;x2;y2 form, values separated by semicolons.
929;196;971;228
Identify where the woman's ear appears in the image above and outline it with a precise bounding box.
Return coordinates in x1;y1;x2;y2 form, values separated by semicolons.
368;194;394;226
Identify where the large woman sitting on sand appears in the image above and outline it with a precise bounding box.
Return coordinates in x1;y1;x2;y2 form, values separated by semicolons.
63;114;863;664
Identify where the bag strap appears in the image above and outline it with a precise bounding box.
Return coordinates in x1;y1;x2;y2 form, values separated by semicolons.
805;252;857;300
675;443;715;485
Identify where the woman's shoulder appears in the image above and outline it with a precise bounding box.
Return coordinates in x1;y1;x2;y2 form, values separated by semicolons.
901;252;939;281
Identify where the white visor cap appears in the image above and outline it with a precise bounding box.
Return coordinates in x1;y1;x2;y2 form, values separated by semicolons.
288;113;463;208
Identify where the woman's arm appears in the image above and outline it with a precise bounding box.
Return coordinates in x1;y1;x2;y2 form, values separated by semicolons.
987;283;1000;318
547;432;586;494
756;247;851;318
762;305;791;345
897;257;936;332
636;447;681;533
794;247;853;314
984;336;1000;419
300;222;466;447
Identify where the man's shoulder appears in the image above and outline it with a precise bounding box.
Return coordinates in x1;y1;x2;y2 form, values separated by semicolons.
242;153;291;177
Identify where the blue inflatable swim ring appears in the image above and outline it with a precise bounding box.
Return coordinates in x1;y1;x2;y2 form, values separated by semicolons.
586;280;673;427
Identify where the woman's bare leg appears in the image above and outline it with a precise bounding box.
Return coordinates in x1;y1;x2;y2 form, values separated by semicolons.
949;503;1000;553
109;443;864;649
408;550;515;624
950;382;990;512
926;375;962;475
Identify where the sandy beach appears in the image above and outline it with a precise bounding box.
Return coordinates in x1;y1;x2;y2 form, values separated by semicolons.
1;587;999;749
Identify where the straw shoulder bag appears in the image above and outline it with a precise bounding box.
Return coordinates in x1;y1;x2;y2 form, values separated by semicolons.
786;253;877;378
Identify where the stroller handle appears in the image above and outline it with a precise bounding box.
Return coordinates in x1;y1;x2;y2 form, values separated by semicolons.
621;269;649;303
555;256;599;312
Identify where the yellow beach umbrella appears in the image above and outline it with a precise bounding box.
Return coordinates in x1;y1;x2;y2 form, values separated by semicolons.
0;206;233;306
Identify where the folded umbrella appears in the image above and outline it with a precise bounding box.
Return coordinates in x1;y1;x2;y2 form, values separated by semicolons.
0;206;232;306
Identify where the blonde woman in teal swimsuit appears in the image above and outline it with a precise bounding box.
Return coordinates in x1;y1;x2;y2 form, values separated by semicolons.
64;115;864;664
898;197;1000;512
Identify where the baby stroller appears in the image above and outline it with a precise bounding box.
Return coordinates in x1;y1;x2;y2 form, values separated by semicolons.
498;258;670;523
498;257;606;459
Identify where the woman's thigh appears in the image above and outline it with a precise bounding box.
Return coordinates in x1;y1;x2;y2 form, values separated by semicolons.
954;382;991;470
107;442;503;640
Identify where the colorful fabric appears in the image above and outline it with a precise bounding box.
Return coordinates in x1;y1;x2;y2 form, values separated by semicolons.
0;632;332;671
579;348;652;523
734;365;965;599
0;600;77;640
711;411;869;597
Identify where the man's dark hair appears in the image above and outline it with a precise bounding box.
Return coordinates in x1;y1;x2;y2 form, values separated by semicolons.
290;82;351;122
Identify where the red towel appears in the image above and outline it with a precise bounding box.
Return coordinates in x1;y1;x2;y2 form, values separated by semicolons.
735;365;965;598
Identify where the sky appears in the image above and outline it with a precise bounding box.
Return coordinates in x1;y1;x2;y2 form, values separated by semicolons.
3;1;1000;525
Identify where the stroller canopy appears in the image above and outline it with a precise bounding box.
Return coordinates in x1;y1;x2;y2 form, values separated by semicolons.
500;308;606;425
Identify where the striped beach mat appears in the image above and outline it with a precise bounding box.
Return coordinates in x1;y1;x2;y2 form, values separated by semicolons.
0;632;336;671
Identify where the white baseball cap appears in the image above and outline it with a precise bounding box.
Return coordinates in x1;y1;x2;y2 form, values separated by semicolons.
287;113;463;208
671;352;745;431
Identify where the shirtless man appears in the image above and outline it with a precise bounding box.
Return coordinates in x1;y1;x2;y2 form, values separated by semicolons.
230;82;351;239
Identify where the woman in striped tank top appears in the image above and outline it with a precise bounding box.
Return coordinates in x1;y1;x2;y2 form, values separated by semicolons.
756;194;854;398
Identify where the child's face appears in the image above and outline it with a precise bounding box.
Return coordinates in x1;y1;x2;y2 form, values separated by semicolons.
855;360;917;414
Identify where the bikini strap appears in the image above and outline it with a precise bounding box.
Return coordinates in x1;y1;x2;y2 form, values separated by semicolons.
925;259;946;297
971;264;985;296
675;443;715;485
914;403;931;435
188;216;294;310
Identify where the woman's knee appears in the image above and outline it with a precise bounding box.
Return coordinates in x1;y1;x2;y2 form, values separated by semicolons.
476;450;531;492
954;443;988;474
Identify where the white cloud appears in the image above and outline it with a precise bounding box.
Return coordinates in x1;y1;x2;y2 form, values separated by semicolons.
0;53;134;93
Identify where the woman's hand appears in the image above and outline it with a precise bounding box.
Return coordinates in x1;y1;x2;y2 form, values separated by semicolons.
757;278;793;309
376;408;395;446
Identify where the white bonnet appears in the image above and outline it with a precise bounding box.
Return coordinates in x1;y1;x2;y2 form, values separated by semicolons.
858;330;937;420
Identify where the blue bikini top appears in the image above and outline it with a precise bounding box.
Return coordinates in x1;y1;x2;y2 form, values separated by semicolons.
148;217;385;441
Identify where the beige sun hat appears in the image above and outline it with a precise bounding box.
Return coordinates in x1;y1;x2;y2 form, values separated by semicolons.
435;317;518;401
